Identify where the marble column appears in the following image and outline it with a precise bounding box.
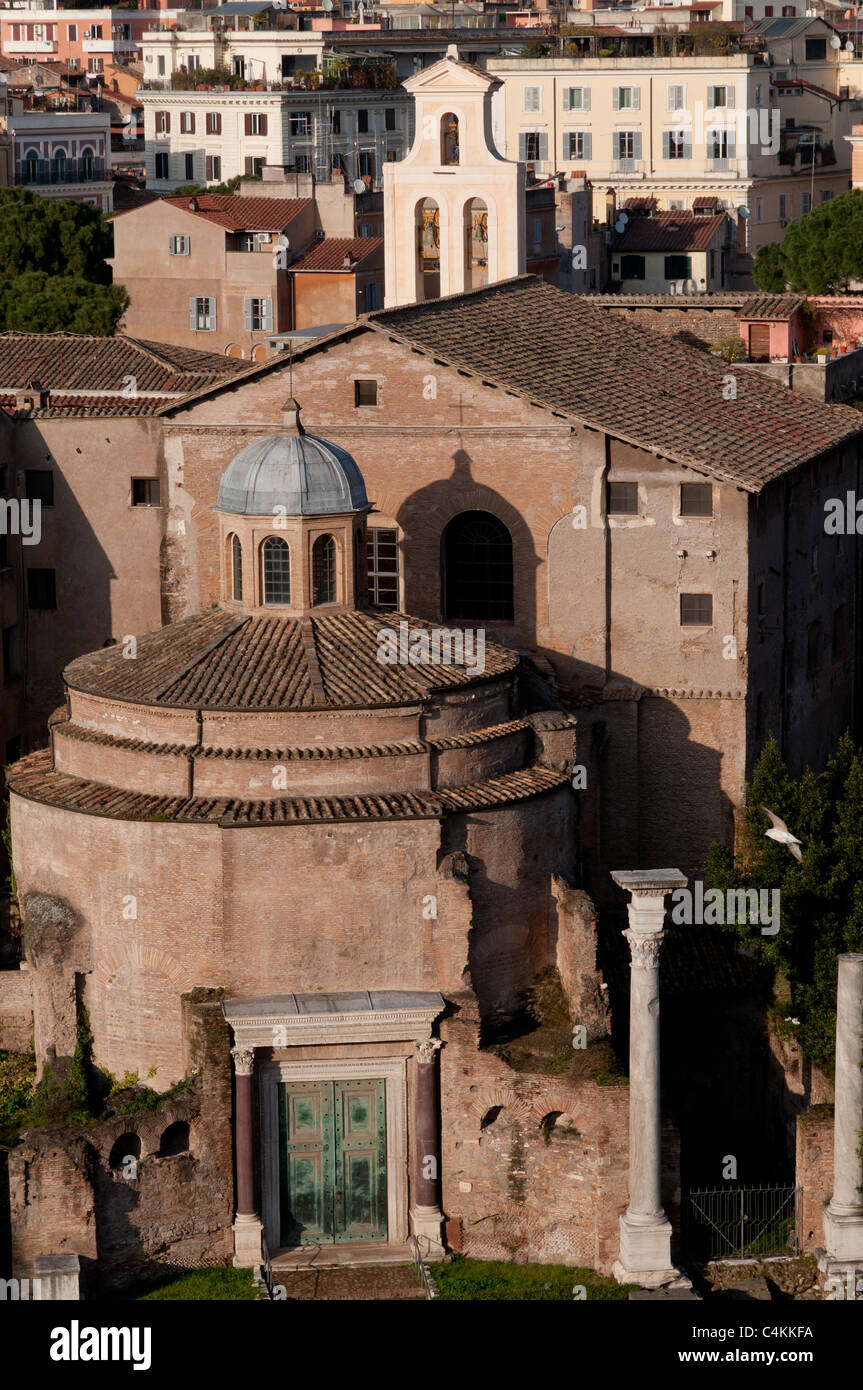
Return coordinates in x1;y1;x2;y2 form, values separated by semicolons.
410;1037;445;1258
821;954;863;1268
231;1043;264;1268
611;869;688;1288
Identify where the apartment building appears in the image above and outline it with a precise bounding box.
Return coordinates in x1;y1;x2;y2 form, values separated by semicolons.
0;9;184;78
610;208;733;292
140;23;327;87
487;24;855;253
140;88;413;191
8;111;112;210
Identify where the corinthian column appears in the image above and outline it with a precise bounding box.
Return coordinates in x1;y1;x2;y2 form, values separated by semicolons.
611;869;688;1289
231;1043;264;1268
821;954;863;1270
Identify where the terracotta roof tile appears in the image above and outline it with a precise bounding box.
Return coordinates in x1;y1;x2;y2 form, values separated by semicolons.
0;333;242;398
291;237;384;272
64;609;518;711
738;294;807;320
615;212;728;253
162;194;312;233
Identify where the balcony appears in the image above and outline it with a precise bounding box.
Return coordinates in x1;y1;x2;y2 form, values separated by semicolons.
4;40;56;54
83;39;138;53
17;159;108;186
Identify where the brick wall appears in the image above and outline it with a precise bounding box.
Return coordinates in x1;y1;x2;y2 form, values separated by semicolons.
0;967;33;1052
796;1105;833;1252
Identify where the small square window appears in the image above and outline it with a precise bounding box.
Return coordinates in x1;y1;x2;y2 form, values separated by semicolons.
680;593;713;626
132;478;160;506
354;379;378;407
27;568;56;611
607;481;638;515
25;469;54;506
680;482;712;517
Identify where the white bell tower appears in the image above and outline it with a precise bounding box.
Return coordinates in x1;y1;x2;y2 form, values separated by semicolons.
383;45;526;308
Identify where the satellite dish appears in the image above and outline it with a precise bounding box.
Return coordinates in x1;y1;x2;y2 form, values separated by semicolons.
830;34;842;47
323;0;334;9
614;218;626;234
847;39;855;50
277;234;290;249
738;206;751;220
617;211;629;225
353;178;366;194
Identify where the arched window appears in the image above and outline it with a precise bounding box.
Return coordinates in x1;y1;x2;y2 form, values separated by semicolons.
80;145;95;180
108;1132;141;1171
416;197;440;303
262;536;291;605
441;112;459;165
442;511;514;621
229;533;242;601
159;1120;190;1157
51;147;69;181
23;148;40;183
312;533;337;606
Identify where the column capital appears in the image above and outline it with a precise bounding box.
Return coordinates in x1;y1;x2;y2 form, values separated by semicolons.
612;869;687;934
623;928;665;970
415;1038;442;1064
231;1044;255;1076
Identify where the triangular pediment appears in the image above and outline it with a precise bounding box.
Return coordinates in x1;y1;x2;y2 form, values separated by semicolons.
402;52;497;97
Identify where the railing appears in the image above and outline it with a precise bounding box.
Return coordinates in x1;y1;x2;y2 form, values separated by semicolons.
259;1233;278;1300
17;160;108;186
684;1185;800;1262
412;1235;437;1300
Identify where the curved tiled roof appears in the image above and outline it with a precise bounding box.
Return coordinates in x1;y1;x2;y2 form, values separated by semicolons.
64;608;519;711
8;749;567;825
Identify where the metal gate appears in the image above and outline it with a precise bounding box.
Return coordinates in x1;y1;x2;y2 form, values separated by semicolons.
683;1185;800;1261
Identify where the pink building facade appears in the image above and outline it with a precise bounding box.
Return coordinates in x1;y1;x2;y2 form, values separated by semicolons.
0;9;182;77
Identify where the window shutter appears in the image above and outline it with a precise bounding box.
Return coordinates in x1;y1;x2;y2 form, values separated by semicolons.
667;86;675;111
632;87;640;110
244;113;252;135
189;112;195;134
244;298;253;331
685;257;692;279
518;132;527;160
708;86;716;109
683;131;692;159
562;132;570;160
538;132;548;161
262;298;273;332
189;298;197;330
244;156;254;175
563;88;572;111
633;131;642;160
583;132;591;161
582;87;590;112
612;132;620;159
662;131;670;159
259;114;268;136
727;126;736;156
613;87;620;111
208;298;217;329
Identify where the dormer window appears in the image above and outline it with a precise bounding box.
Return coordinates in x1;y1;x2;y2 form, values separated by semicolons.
263;536;291;605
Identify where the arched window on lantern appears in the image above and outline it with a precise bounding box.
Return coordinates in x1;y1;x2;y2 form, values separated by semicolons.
262;536;291;605
312;533;337;606
441;112;459;165
228;533;243;601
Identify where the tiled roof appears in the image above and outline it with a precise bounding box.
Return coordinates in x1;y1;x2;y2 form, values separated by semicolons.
291;236;384;272
623;196;657;213
365;278;863;491
581;293;747;307
692;196;721;210
8;748;566;825
615;212;727;253
739;294;807;320
0;394;168;418
161;194;312;233
64;608;519;711
0;333;242;397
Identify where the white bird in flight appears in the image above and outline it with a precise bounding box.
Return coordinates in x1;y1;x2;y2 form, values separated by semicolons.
760;805;803;861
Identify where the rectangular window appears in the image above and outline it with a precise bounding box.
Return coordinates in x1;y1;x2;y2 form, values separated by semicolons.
367;527;399;609
614;130;641;163
708;85;730;108
180;111;195;134
206;155;221;181
821;190;834;203
155;110;170;134
88;57;103;73
245;156;264;178
680;593;713;626
2;627;20;682
244;113;268;136
244;297;273;332
206;111;222;135
331;108;341;134
613;86;640;110
155;152;169;180
532;217;542;245
665;254;692;279
158;56;166;77
187;54;200;71
709;130;732;160
802;191;812;214
365;282;381;311
25;470;53;507
664;128;689;160
131;478;160;507
184;152;194;181
520;131;548;163
385;107;396;131
354;379;378;407
564;87;590;111
168;234;190;255
778;194;787;221
805;37;826;60
680;482;713;517
358;222;374;237
607;480;638;515
523;86;541;112
27;568;56;611
620;254;645;280
564;131;591;161
357;108;369;133
290;110;309;136
67;23;77;40
190;296;217;331
666;83;685;111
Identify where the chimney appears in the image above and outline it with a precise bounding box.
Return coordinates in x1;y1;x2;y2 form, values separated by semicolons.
188;196;198;211
15;380;49;414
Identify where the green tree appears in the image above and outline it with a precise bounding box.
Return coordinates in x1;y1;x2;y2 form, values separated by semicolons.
704;733;863;1071
0;272;128;335
752;189;863;294
752;240;787;294
0;187;113;282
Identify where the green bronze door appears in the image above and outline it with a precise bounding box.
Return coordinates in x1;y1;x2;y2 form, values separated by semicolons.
279;1078;387;1245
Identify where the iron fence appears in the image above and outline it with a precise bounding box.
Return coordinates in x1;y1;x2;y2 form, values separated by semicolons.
683;1184;800;1261
412;1235;436;1300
